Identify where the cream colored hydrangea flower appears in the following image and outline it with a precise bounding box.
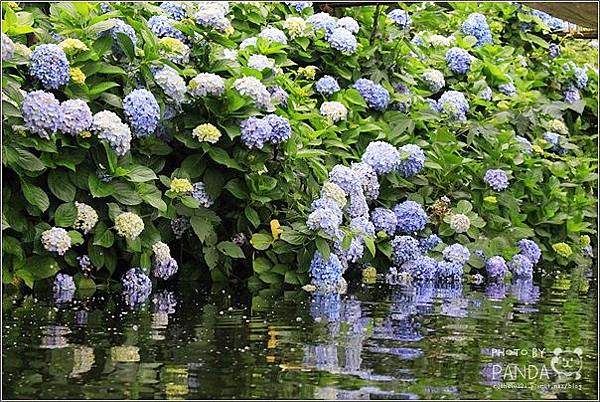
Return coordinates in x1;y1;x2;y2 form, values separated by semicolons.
320;181;347;207
115;212;144;239
170;178;193;194
192;123;221;143
74;201;98;234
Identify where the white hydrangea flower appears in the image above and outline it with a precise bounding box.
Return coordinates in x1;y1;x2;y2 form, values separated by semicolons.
449;213;471;233
152;241;172;262
74;202;98;234
41;227;72;255
114;212;144;239
320;101;348;122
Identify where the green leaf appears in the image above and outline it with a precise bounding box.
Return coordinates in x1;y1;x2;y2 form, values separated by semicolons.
280;228;305;245
208;148;243;170
253;257;271;273
111;182;143;205
364;236;376;258
217;241;245;259
244;206;260;228
26;256;60;280
68;230;84;246
315;237;330;260
455;200;473;214
54;203;77;227
250;233;273;250
259;272;282;285
93;225;114;248
115;31;135;60
203;246;219;269
21;180;49;212
48;170;76;202
190;216;212;243
12;147;45;171
126;165;158;182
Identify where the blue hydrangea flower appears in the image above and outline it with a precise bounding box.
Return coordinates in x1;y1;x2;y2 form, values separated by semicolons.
393;83;412;112
29;44;70;89
188;72;226;97
350;215;375;237
517;239;541;265
310;197;342;213
419;234;442;252
549;43;560;58
148;15;187;42
337;16;359;33
499;82;517;96
22;90;62;139
54;273;76;291
422;69;445;93
328;164;362;195
315;76;340;96
269;86;289;107
508;254;533;278
264;114;292;144
485;256;508;280
484;169;509;191
436;260;463;281
307;205;343;238
191;182;213;207
240;116;272;149
461;13;493;47
109;18;138;47
388;9;411;29
154;66;186;103
437;90;469;121
393;200;428;233
572;66;588;90
401;256;437;281
286;2;313;12
195;4;231;31
247;54;275;71
99;2;112;13
353;78;390;111
233;76;271;109
350;162;380;200
391;235;421;265
564;85;581;103
259;27;288;45
92;110;132;156
2;32;15;61
240;36;257;49
327;27;357;53
442;244;470;265
531;9;568;31
59;99;92;136
78;254;93;273
347;191;369;218
122;267;152;307
153;257;179;280
335;236;364;263
310;251;344;289
371;207;397;236
361;141;400;174
516;135;532;154
398;144;425;178
123;89;160;137
445;47;472;74
480;86;493;100
160;2;187;20
307;12;337;38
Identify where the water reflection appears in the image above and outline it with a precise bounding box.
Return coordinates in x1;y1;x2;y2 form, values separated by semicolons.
3;272;597;400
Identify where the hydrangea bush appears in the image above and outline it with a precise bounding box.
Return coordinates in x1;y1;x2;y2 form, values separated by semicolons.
1;2;597;294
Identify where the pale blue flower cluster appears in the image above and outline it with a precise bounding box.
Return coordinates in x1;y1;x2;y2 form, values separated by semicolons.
516;136;533;154
123;89;160;137
337;16;359;33
286;1;313;12
564;63;589;89
148;15;186;42
371;207;397;236
240;37;257;49
233;76;272;109
484;169;509;191
347;191;369;218
92;110;132;156
419;234;442;252
191;182;213;207
564;86;581;104
508;254;533;278
240;114;291;148
442;243;470;265
437;90;469;121
248;54;275;71
307;198;343;237
391;235;421;264
153;250;179;280
351;162;380;200
259;27;288;45
387;9;411;29
401;256;438;280
485;256;508;280
423;69;445;93
517;239;541;265
480;86;493;101
436;260;463;280
109;18;138;47
194;2;231;31
393;200;428;233
307;12;337;38
160;2;187;20
361;141;400;174
22;90;62;139
353;78;390;111
59;99;92;136
41;227;72;255
188;73;226;97
309;251;344;289
328;165;362;195
445;47;472;74
549;43;560;58
269;86;289;107
54;273;76;291
328;27;357;53
122;267;152;306
531;9;568;31
499;82;516;96
398;144;425;178
154;66;186;103
461;13;493;47
29;44;70;89
264;114;292;143
316;75;340;95
2;33;15;61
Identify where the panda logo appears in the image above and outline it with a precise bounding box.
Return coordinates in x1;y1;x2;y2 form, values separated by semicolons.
551;347;583;380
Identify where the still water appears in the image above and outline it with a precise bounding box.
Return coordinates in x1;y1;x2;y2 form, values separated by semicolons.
3;269;598;400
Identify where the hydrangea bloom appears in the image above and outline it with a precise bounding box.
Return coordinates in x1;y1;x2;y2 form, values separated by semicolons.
123;89;160;137
362;141;400;174
29;44;70;89
22;90;62;139
391;235;421;265
122;268;152;306
328;165;362;195
461;13;493;47
371;207;397;236
2;32;15;61
240;37;257;49
193;123;221;143
517;239;541;265
531;9;568;31
429;34;454;47
58;99;92;136
549;43;560;58
320;181;347;207
320;101;348;122
108;18;138;47
159;37;190;64
286;1;313;11
393;201;428;233
248;54;275;71
388;9;411;29
419;234;442;252
436;261;463;281
516;135;532;154
449;213;470;233
54;273;76;291
351;162;379;200
160;2;187;20
264;114;292;144
258;27;287;45
485;256;508;280
315;75;340;95
423;69;445;93
233;76;271;109
484;169;509;191
437;90;469;121
307;12;337;38
442;244;470;265
310;251;344;290
327;27;357;53
58;38;89;54
480;86;493;100
188;73;225;97
283;16;307;38
543;131;566;154
115;212;144;239
269;86;289;107
148;15;186;41
195;2;231;31
347;191;369;218
170;178;193;194
78;254;93;274
402;256;438;281
398;144;425;178
564;85;581;103
171;217;190;239
353;78;390;111
508;254;533;278
445;47;472;74
42;227;72;255
240;117;272;149
307;198;343;237
74;202;98;234
152;241;179;280
191;182;213;207
338;16;359;33
92;111;132;156
334;236;364;263
499;82;516;96
154;66;186;103
350;215;375;237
